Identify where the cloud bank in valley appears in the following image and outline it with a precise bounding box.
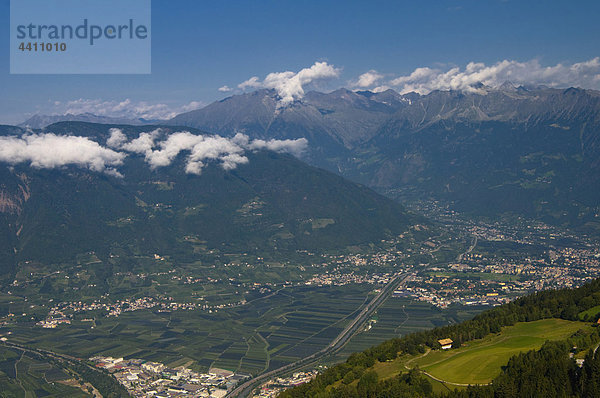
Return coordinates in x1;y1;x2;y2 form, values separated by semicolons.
237;62;341;105
359;58;600;94
0;133;126;176
107;129;308;174
0;130;308;176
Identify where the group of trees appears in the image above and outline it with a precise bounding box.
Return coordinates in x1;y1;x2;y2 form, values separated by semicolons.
280;278;600;397
69;361;131;398
281;368;433;398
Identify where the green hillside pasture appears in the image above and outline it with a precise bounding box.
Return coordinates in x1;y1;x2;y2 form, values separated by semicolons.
413;319;590;385
578;304;600;321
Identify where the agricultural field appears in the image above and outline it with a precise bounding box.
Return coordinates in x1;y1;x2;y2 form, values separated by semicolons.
3;285;375;376
0;345;88;397
329;298;487;364
410;319;591;385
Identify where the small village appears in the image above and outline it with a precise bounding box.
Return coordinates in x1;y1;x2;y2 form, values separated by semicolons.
35;296;248;328
32;235;600;327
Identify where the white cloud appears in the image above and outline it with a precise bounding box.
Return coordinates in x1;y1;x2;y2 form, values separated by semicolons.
107;130;309;175
0;128;308;177
372;85;391;93
122;129;162;154
178;101;204;113
145;132;205;168
237;62;341;105
238;76;261;90
218;85;232;92
106;128;127;148
249;137;308;157
185;135;247;173
0;133;125;175
351;70;384;89
387;58;600;94
220;153;249;171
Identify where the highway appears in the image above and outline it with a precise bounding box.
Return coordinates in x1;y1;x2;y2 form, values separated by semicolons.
227;271;413;397
456;236;478;262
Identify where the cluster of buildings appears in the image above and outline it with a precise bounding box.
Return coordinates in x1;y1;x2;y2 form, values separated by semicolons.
251;371;319;398
304;271;396;287
35;314;71;328
36;296;248;328
394;280;512;308
90;356;248;398
391;241;600;308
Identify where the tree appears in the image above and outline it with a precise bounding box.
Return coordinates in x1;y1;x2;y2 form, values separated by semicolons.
357;370;378;396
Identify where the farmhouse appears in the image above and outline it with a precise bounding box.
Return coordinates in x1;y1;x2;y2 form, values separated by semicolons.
438;338;453;350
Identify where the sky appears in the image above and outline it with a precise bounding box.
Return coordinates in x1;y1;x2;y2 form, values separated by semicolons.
1;0;600;124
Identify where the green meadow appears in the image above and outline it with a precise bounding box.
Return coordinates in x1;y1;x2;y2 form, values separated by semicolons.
413;319;590;385
370;318;591;387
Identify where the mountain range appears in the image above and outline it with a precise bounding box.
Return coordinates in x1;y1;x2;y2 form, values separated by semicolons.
4;84;600;276
0;122;416;278
19;113;163;129
169;85;600;232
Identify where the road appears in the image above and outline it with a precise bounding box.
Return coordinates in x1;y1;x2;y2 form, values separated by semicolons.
227;272;412;397
457;236;478;262
420;369;491;387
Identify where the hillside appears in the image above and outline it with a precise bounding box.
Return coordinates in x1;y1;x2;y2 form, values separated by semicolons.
280;278;600;397
169;87;600;233
0;122;416;279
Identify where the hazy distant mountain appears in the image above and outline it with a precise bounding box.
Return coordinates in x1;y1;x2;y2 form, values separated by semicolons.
19;113;163;129
170;85;600;232
169;88;411;164
0;122;415;278
170;85;600;151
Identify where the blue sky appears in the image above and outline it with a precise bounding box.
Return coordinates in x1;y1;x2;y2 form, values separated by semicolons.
1;0;600;124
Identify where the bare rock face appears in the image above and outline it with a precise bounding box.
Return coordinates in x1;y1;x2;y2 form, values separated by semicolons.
0;171;30;215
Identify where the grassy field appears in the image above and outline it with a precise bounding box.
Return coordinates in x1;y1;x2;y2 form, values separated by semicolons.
579;305;600;320
410;319;591;385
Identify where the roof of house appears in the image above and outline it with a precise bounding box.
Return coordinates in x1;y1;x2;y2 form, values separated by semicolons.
438;338;453;346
